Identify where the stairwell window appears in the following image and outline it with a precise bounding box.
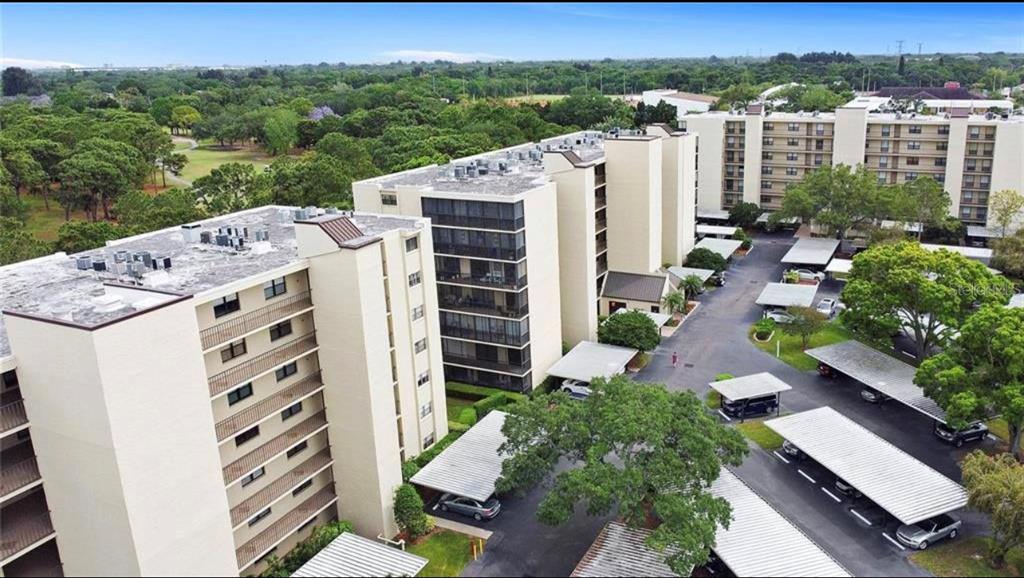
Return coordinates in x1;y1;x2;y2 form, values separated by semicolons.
412;305;424;320
405;236;419;252
417;371;430;387
420;401;432;418
415;339;427;354
423;433;436;448
263;277;288;300
408;271;422;287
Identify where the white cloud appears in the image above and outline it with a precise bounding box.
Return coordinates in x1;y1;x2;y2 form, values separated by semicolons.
381;50;502;63
1;57;83;69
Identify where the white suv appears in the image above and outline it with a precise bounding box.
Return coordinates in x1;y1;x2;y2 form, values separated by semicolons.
787;268;825;283
560;379;592;400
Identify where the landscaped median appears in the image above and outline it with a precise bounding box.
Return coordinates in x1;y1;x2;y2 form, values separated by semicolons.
748;319;854;371
911;536;1022;578
735;420;785;451
406;530;476;577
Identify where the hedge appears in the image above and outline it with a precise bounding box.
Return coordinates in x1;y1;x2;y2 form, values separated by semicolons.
413;431;463;468
456;407;478;427
445;381;528;403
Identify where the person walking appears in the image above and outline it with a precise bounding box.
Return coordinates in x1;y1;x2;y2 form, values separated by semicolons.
671;351;679;368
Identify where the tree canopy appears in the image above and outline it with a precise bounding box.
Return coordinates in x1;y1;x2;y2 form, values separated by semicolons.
598;310;661;353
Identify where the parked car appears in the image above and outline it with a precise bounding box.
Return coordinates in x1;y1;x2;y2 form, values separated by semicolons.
816;298;837;317
817;362;837;379
934;421;989;448
765;309;796;324
896;513;962;550
438;493;502;521
834;477;862;499
710;271;726;287
787;268;825;283
860;387;890;404
782;440;806;460
560;379;592;400
721;394;779;418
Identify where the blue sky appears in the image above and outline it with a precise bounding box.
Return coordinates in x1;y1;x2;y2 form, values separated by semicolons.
2;3;1022;68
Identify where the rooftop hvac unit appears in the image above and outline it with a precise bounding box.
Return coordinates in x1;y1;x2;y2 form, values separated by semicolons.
128;262;145;279
181;223;201;243
162;257;172;269
325;206;339;215
466;165;478;178
454;166;466;179
200;231;212;244
114;250;130;263
216;234;230;246
92;258;107;272
76;256;92;270
293;208;308;221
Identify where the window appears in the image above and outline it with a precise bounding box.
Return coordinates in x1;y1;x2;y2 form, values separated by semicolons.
263;277;287;300
235;426;260;447
764;122;774;131
213;293;240;318
249;507;272;527
286;441;308;459
241;467;265;488
761;166;772;175
968;127;981;139
382;193;398;206
269;320;293;342
276;362;298;382
762;137;773;146
762;151;773;160
904;172;918;181
423;433;436;448
937;142;948;151
405;236;419;252
228;383;254;406
220;339;247;363
414;338;427;354
408;271;422;287
420;401;432;418
292;479;313;497
412;305;424;320
938;125;950;135
787;138;799;147
814;154;823;166
906;141;921;151
935;158;947;167
787;123;800;132
786;153;798;161
281;402;303;421
786;167;798;176
878;156;889;168
908;125;922;134
906;157;919;166
417;371;430;387
761;181;772;190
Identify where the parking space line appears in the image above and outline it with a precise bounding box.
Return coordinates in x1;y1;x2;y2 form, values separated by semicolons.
772;451;790;464
797;469;816;484
718;410;732;422
882;532;906;551
821;487;842;503
851;509;873;526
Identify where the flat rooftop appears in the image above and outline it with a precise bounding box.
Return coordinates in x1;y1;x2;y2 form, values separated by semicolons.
0;206;424;357
360;130;607;197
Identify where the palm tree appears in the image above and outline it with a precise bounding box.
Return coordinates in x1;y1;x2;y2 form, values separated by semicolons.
680;275;704;301
661;290;687;319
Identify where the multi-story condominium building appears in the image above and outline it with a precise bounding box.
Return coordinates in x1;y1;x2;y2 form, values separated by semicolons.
684;103;1024;229
0;206;447;576
354;129;696;392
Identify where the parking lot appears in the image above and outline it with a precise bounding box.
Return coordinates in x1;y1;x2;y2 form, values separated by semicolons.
449;230;994;577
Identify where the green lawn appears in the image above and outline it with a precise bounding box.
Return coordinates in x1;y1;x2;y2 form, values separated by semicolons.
446;397;475;419
705;390;722;410
179;145;276;183
749;321;855;371
407;530;475;577
985;418;1022;452
735;420;785;451
911;536;1020;577
20;192;89;242
506;94;566;105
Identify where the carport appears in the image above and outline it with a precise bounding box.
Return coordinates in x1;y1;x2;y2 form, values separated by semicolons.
547;341;638;384
765;407;968;526
410;411;508;502
781;237;840;267
667;266;715;286
756;213;801;226
291;532;429;577
693;237;743;261
825;258;853;280
696;224;739;238
612;308;671;328
571;522;675;577
756;282;818;309
697;209;730;222
710;372;792;420
804;340;946;423
921;243;993;265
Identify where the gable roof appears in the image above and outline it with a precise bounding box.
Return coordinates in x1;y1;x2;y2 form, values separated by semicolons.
601;271;669;303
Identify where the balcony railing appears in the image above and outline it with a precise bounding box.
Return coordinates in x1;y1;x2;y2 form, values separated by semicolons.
0;511;55;562
208;332;318;398
439;298;528;320
436;271;527;291
235;485;337;570
215;372;324;442
1;458;41;499
230;448;333;527
223;411;328;485
201;291;313;351
1;401;28;436
443;353;532;376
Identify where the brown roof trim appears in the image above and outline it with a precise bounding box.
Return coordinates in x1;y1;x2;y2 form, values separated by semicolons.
296;216;382;250
3;294;193;333
551;150;603;168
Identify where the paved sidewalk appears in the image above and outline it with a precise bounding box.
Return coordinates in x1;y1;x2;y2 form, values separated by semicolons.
430;515;493;540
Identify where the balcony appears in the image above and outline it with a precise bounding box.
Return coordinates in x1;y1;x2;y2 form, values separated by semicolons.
215;372;324;442
0;492;55;563
442;353;532;376
439;297;528;320
1;458;42;501
230;448;333;527
235;485;337;570
208;332;318;398
595;217;607;232
201;292;313;351
1;401;28;437
436;271;527;291
223;411;328;485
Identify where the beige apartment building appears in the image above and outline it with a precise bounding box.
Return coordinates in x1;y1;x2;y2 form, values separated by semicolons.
0;206;447;576
684;103;1024;229
354;129;697;386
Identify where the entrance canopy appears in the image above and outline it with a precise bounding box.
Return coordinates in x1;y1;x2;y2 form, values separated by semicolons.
410;411;508;502
710;372;792;401
756;283;818;308
781;237;840;266
693;238;743;261
546;341;637;383
766;407;967;525
805;340;946;422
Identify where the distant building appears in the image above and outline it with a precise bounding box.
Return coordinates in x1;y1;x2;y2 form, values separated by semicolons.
642;89;720;115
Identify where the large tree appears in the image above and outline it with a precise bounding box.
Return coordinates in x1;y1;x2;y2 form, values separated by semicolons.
497;375;748;575
992;229;1024;279
960;451;1024;565
777;164;896;241
192;162;269;215
263;108;301;155
598;310;661;353
0;217;51;266
894;176;951;240
989;189;1024;237
780;306;828;349
842;241;1014;361
916;305;1024;461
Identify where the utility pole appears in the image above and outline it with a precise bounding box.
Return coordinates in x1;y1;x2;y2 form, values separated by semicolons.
896;40;904;56
917;42;922;56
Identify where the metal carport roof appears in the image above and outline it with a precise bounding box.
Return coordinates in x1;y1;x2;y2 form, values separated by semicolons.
765;407;968;525
667;266;715;285
410;411;508;502
966;225;1004;239
755;283;818;308
825;258;853;275
693;238;743;261
781;237;840;266
571;522;676;577
697;209;730;221
546;341;638;383
804;340;946;422
709;468;851;577
710;372;792;401
921;243;993;264
696;224;739;237
291;532;428;577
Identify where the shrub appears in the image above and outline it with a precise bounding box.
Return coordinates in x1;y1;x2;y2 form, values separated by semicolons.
729;201;763;228
754;317;776;340
260;520;355;576
414;431;463;467
685;247;728;272
783;270;800;284
401;460;421;482
447;420;470;433
456;407;478;427
733;229;753;250
715;373;735;381
473;393;509;418
394;484;433;540
598;310;661;353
